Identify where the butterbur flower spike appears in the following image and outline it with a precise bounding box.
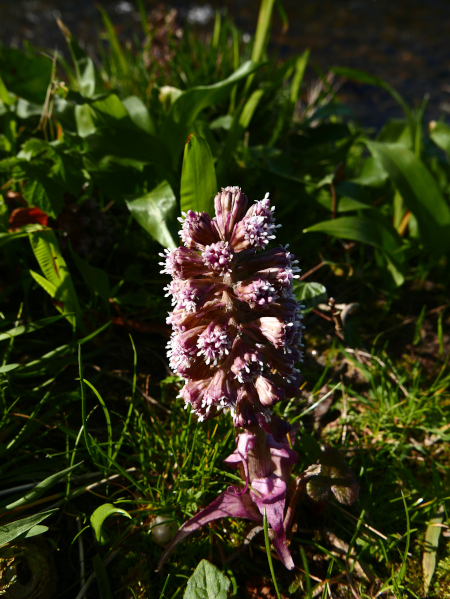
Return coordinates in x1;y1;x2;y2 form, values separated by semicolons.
160;187;303;430
158;187;305;571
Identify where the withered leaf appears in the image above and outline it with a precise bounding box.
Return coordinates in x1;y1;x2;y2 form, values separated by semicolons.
306;447;358;505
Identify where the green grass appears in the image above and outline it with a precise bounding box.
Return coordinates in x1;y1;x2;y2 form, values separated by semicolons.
1;301;449;597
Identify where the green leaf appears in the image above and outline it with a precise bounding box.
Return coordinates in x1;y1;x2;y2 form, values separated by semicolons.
0;509;56;548
93;554;114;599
90;503;131;545
331;67;411;126
430;121;450;156
29;270;58;298
184;560;231;599
162;60;262;166
29;229;83;330
377;119;410;145
366;141;450;258
289;49;309;108
77;94;170;170
97;5;128;76
217;89;264;181
5;463;82;510
122;95;156;136
0;363;19;374
57;18;98;98
180;134;217;216
252;0;275;61
23;525;49;538
350;156;389;188
126;180;178;249
293;282;327;312
0;47;52;104
23;179;62;219
306;447;358;506
423;506;445;595
304;215;402;254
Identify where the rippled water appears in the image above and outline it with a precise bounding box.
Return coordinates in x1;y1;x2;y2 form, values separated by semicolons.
1;0;450;127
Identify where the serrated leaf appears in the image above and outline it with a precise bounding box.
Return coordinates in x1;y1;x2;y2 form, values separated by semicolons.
184;560;231;599
29;269;58;298
180;134;217;216
306;447;358;506
90;503;131;545
29;229;83;329
126;180;178;249
366;141;450;258
293;282;327;312
0;509;56;548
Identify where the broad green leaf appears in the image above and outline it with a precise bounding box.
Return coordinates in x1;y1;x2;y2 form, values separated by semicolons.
5;463;82;510
75;103;96;137
306;447;358;506
70;247;110;306
162;60;262;165
0;364;19;374
126;180;178;249
23;179;61;219
366;141;450;257
304;215;402;254
423;506;445;595
184;560;231;599
0;47;52;104
180;134;217;216
90;503;131;545
377;119;410;145
122;95;156;136
78;94;170;169
293;282;327;312
0;75;13;106
0;509;56;548
350;157;389;188
430;121;450;156
29;229;83;329
29;270;58;298
23;525;49;538
209;115;233;131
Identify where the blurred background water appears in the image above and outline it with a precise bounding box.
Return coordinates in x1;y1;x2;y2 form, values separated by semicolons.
1;0;449;128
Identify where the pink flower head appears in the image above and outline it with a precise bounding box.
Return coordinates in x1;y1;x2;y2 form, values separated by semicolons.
162;188;303;440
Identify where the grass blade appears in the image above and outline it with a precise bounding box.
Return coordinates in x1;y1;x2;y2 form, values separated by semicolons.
263;509;282;599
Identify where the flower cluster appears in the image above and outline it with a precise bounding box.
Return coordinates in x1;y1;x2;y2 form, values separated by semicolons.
160;187;304;440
